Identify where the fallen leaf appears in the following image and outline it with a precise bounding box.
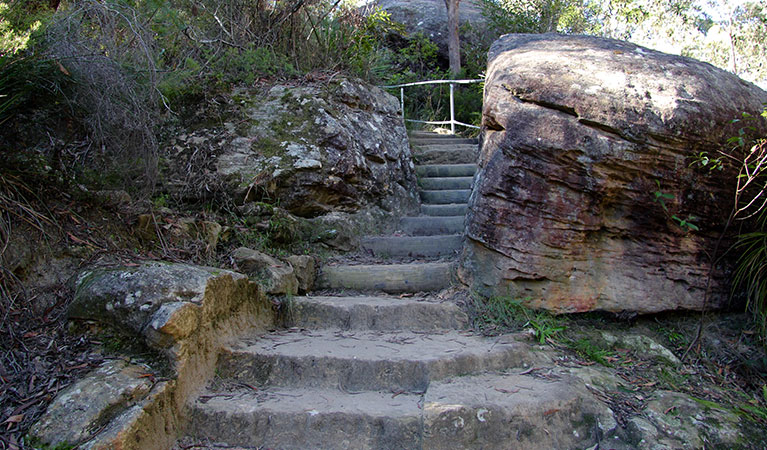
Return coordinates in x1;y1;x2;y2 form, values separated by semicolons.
56;61;71;76
494;387;520;394
67;232;88;245
4;414;23;424
4;414;23;430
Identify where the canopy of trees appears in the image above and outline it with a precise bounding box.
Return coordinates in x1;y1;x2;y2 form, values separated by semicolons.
479;0;767;88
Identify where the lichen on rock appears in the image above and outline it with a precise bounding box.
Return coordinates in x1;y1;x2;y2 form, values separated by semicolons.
33;261;275;449
170;77;418;225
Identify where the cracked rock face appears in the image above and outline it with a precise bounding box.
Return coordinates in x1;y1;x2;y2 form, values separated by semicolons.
463;33;767;313
212;78;417;218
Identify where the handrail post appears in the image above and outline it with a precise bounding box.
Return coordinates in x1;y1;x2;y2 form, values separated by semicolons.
400;87;405;120
449;82;456;135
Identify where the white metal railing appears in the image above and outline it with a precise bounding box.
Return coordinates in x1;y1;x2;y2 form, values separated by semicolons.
381;79;483;134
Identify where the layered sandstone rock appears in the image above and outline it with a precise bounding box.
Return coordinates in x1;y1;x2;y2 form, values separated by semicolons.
372;0;489;57
463;33;767;313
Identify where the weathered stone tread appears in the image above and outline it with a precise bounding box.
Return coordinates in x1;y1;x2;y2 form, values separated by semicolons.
216;329;538;391
419;176;474;190
410;137;478;145
186;369;611;450
422;372;615;450
420;189;471;204
318;262;453;293
361;234;463;257
398;216;464;236
421;204;469;216
290;295;469;331
187;386;422;450
416;164;477;177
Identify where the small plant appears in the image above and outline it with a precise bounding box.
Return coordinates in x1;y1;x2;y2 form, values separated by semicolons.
152;193;169;209
526;312;566;344
570;337;615;367
652;180;699;233
652;179;674;213
672;214;700;232
468;294;566;343
690;151;724;171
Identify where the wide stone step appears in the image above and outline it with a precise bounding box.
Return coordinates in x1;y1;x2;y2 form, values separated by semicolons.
419;176;474;190
422;372;611;450
399;216;464;236
420;189;471;204
413;145;478;165
360;235;463;257
184;369;606;450
410;131;468;139
317;262;453;293
288;296;469;331
421;204;469;216
216;329;535;392
416;164;477;177
186;386;423;450
410;137;478;145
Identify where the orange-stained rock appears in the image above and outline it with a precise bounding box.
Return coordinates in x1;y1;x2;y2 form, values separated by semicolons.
462;33;767;313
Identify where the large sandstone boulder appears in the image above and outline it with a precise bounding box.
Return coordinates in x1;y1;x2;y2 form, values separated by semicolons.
170;78;417;220
462;33;767;313
33;262;276;449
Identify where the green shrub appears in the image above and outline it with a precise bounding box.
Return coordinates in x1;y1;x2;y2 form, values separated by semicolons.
734;208;767;342
468;294;566;343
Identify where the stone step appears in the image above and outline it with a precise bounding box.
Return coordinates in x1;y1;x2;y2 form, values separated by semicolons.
216;329;535;392
411;137;478;145
421;204;469;216
186;386;423;450
317;262;453;293
288;296;469;331
420;372;610;449
185;370;606;450
416;164;477;177
360;235;463;257
420;189;471;204
410;130;463;138
413;145;478;165
419;176;474;190
398;216;464;236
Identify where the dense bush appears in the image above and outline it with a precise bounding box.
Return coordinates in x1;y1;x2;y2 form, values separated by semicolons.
1;0;407;192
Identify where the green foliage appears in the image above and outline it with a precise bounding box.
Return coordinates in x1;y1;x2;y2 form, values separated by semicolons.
690;151;724;171
652;179;675;213
570;337;615;366
469;294;566;343
651;180;699;232
671;214;699;231
733;210;767;341
726;110;767;344
154;1;398;90
479;0;601;35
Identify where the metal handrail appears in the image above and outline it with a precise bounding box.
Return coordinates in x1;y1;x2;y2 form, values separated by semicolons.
382;79;483;134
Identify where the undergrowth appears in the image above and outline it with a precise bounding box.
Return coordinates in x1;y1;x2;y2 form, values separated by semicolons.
467;294;566;344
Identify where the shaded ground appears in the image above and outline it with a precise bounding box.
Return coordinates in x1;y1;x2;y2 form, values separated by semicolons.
465;291;767;445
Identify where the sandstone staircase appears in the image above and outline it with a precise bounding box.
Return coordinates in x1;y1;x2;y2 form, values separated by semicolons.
181;132;606;449
316;131;477;294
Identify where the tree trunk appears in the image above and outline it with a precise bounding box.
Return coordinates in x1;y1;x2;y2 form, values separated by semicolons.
444;0;461;76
